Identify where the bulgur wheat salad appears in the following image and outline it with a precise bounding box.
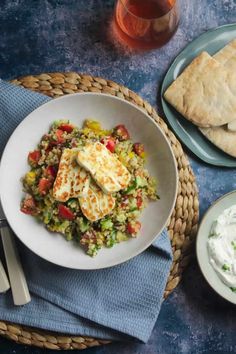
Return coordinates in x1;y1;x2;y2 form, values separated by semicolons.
21;119;158;257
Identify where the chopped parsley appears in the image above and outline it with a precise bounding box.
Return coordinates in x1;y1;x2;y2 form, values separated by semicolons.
222;264;230;271
231;241;236;251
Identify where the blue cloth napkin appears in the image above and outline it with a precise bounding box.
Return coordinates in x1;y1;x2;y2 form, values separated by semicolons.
0;80;172;343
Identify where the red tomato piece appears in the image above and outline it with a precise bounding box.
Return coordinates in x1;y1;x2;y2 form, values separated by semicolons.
114;124;130;140
106;139;116;153
101;137;116;153
45;165;57;179
126;221;141;235
136;196;142;208
55;129;65;144
20;195;38;215
58;204;75;220
49;130;65;146
59;124;74;133
28;150;41;166
38;178;52;195
133;143;145;156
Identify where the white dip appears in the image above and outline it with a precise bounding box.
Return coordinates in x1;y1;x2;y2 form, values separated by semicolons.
207;205;236;290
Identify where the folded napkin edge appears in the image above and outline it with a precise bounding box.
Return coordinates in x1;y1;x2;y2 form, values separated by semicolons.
0;310;122;341
29;282;167;343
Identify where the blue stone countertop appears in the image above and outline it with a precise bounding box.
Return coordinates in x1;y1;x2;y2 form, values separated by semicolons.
0;0;236;353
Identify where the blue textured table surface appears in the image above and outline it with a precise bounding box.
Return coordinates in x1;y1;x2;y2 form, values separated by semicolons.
0;0;236;353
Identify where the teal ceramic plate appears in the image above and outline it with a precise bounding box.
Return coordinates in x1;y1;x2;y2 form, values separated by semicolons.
196;191;236;304
161;23;236;168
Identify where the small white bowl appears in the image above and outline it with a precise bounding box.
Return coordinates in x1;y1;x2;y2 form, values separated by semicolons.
0;93;178;269
196;190;236;305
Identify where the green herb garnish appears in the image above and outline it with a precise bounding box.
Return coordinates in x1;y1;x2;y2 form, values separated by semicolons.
222;264;230;271
123;180;137;195
231;241;236;251
129;207;138;212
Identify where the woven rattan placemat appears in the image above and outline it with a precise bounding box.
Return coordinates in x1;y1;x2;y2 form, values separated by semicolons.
0;73;199;350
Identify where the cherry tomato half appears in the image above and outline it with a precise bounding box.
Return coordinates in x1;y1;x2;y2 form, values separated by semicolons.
133;143;145;157
126;221;141;235
59;124;74;133
20;195;38;215
114;124;130;141
28;150;41;166
58;204;75;220
100;137;116;153
38;178;52;195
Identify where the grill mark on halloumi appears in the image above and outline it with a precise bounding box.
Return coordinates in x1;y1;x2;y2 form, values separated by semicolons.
53;149;90;202
76;142;131;194
79;182;115;221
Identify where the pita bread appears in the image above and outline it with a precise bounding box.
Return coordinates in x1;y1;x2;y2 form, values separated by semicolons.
228;120;236;132
164;52;236;127
214;39;236;97
214;39;236;70
199;126;236;158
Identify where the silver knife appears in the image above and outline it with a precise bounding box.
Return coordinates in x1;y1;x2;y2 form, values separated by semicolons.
0;259;10;293
0;203;31;305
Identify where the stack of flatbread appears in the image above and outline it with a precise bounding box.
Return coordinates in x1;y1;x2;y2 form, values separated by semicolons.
164;39;236;158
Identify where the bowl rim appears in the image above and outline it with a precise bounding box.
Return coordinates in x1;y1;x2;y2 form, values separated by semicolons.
0;92;178;269
196;190;236;304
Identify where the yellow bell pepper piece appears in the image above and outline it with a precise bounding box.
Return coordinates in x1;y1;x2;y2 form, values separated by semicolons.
84;119;101;131
128;152;135;159
25;171;36;185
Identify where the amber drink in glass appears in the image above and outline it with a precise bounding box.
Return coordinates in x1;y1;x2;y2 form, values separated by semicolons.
113;0;180;50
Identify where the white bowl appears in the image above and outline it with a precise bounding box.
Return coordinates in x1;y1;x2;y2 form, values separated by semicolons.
196;190;236;305
0;93;178;269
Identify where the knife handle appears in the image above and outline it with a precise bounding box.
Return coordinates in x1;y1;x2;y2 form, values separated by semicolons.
0;259;10;293
1;227;31;305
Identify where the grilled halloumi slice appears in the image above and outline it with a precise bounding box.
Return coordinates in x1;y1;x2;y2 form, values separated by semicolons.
53;149;90;202
76;142;131;194
79;182;115;221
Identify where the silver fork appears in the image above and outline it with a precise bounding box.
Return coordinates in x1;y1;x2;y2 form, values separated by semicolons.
0;203;31;305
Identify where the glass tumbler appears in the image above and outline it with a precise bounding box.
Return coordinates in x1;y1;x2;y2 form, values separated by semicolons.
113;0;180;50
